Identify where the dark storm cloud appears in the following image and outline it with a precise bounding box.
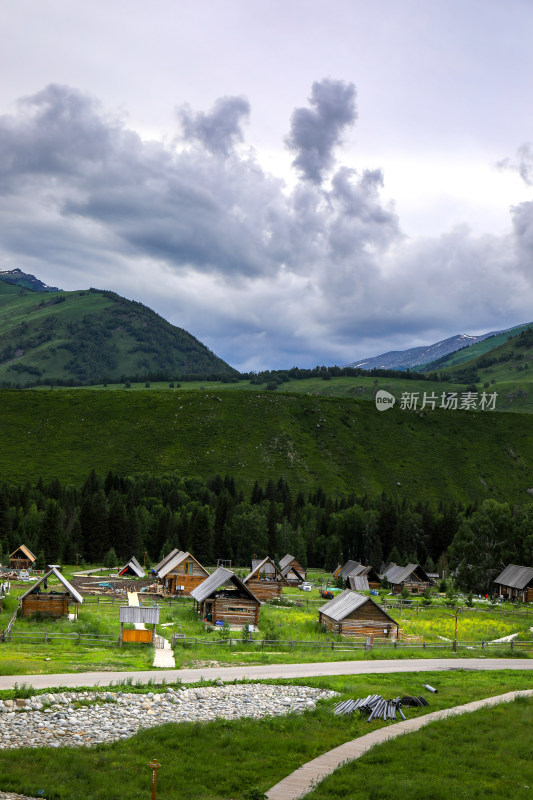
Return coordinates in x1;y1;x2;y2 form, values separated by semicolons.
178;96;250;157
285;79;357;184
0;81;531;370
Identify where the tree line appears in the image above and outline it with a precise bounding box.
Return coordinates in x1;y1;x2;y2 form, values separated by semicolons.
0;471;531;591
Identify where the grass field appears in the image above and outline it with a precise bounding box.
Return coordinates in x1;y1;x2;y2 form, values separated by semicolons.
2;387;533;503
0;671;530;799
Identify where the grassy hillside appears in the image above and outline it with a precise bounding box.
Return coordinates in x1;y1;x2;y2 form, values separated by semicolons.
421;322;532;371
0;280;235;385
1;388;533;503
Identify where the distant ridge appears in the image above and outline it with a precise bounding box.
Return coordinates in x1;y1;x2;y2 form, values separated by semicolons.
347;325;527;372
0;267;59;292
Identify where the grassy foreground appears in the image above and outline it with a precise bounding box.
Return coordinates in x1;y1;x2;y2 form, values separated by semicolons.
306;696;533;800
2;388;533;501
0;671;530;800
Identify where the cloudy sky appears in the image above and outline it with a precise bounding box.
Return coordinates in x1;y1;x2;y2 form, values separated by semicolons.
1;0;533;371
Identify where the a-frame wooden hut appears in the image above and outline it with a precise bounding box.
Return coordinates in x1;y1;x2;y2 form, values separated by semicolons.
279;554;306;584
382;563;432;595
9;545;36;571
118;556;146;578
191;567;260;627
19;567;83;618
243;557;288;601
318;590;398;639
156;550;210;595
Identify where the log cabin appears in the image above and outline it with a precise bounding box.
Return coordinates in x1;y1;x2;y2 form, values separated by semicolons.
9;545;36;571
382;563;432;595
19;567;83;618
493;564;533;603
190;567;260;627
156;550;210;595
243;556;288;601
318;590;398;638
279;554;306;584
344;563;381;590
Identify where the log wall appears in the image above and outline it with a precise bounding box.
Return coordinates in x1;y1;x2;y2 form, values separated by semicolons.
212;597;259;626
21;594;69;617
245;579;281;601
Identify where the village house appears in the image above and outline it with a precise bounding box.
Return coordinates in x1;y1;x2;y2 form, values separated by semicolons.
9;545;36;571
190;567;260;628
318;589;398;639
344;563;381;591
19;567;83;618
155;550;210;595
243;556;288;601
382;563;432;595
118;556;146;578
278;554;306;585
493;564;533;603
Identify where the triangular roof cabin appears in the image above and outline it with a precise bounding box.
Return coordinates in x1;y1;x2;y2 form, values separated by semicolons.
9;545;36;570
382;563;432;594
494;564;533;602
20;567;83;618
243;556;288;601
156;550;210;595
318;589;398;638
191;567;260;627
118;556;146;578
279;554;306;583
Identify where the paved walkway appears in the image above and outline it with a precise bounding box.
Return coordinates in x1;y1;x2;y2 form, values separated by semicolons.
266;689;533;800
0;657;531;690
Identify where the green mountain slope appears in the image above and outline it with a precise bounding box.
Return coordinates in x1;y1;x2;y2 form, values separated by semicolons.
0;281;236;385
421;322;532;371
1;388;532;504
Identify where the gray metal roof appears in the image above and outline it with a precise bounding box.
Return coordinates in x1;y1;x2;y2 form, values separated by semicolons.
383;563;429;585
278;554;296;570
340;560;361;579
190;567;259;604
158;551;208;579
119;606;160;624
319;589;397;624
153;548;181;574
19;567;83;604
348;575;369;592
494;564;533;590
120;556;145;578
243;557;279;583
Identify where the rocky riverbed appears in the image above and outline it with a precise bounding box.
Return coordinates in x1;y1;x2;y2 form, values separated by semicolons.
0;683;336;751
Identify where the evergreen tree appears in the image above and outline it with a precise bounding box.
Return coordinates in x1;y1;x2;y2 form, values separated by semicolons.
40;499;63;563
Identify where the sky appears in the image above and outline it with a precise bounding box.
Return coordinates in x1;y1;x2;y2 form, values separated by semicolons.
1;0;533;371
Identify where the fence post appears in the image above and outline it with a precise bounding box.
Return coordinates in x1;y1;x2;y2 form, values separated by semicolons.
511;638;514;652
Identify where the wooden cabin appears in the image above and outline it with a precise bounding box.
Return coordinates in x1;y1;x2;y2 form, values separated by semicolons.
344;563;381;590
19;567;83;618
318;590;398;639
279;554;306;585
382;563;432;595
243;557;288;601
118;556;146;578
494;564;533;603
9;545;36;571
156;550;210;595
191;567;260;627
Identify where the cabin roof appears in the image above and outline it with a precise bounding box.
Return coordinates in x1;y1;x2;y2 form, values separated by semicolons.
119;556;146;578
153;548;181;574
318;589;397;624
243;556;285;583
348;575;369;592
119;606;160;624
158;551;207;579
190;567;259;604
494;564;533;590
383;563;430;585
278;554;296;570
19;567;83;604
9;544;36;562
339;560;361;579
